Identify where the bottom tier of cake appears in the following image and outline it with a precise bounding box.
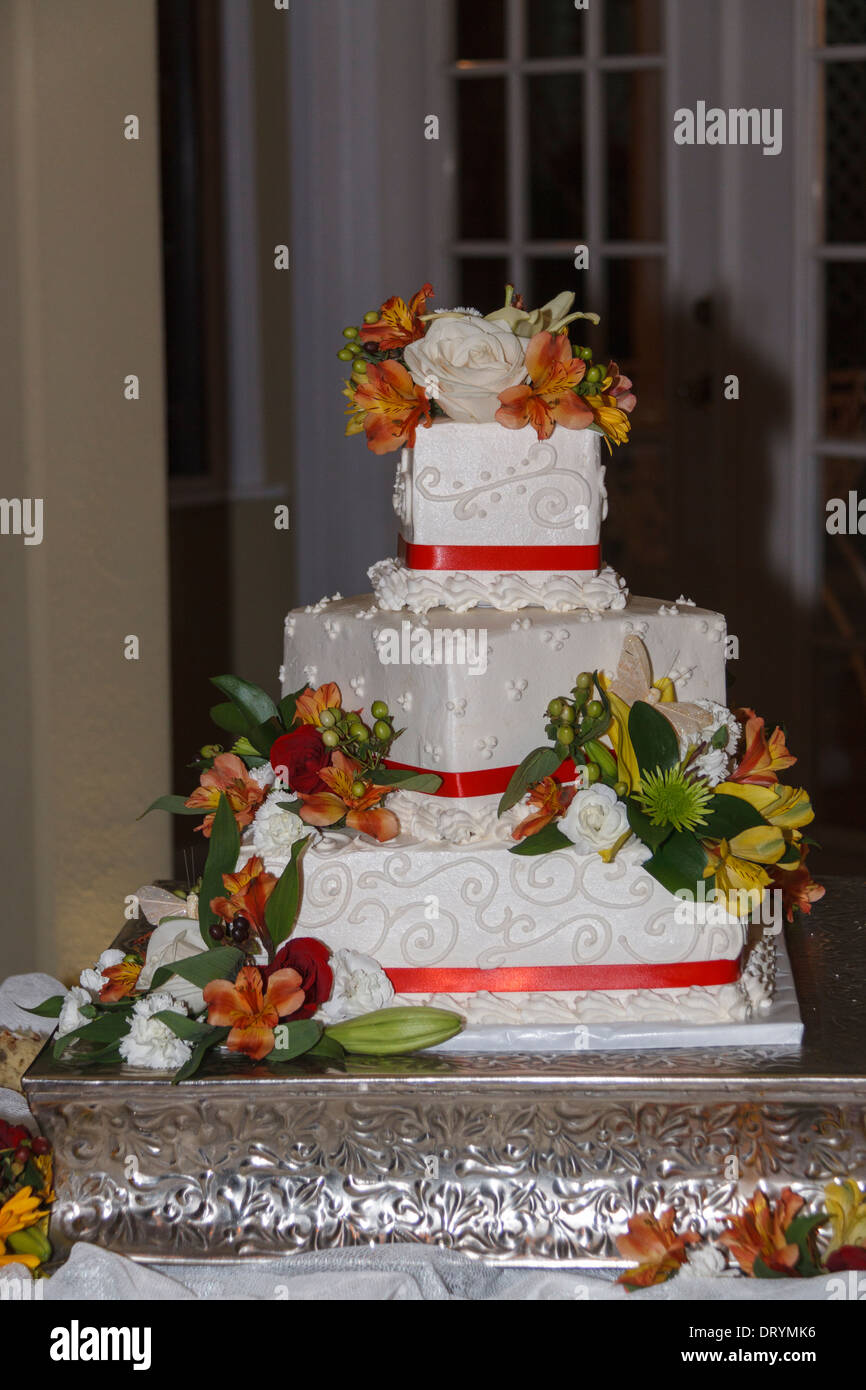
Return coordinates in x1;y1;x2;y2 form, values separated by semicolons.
294;831;774;1027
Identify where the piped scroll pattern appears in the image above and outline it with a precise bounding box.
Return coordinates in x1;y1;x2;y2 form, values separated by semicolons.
414;441;593;532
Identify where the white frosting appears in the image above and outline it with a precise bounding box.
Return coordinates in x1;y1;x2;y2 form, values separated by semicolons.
369;557;628;614
387;789;522;844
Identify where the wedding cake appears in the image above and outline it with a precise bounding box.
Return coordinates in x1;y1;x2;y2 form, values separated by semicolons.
39;285;823;1078
272;284;822;1029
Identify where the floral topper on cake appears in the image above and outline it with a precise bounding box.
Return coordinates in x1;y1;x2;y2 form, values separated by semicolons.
340;283;636;454
499;635;824;924
29;674;463;1080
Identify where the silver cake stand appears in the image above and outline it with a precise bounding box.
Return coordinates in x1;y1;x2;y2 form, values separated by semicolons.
23;877;866;1266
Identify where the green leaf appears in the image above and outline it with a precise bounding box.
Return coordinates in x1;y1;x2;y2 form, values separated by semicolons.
643;830;707;897
509;822;573;856
138;794;203;819
626;797;671;853
576;673;611;744
266;1018;322;1062
151;944;243;992
752;1255;787;1280
53;1010;132;1060
210;674;279;728
209;701;250;735
26;995;64;1019
278;686;308;729
367;767;443;792
307;1034;346;1060
784;1212;828;1277
172;1026;229;1083
264;836;309;948
629;700;680;777
196;792;241;945
498;745;562;816
153;1011;223;1045
277;798;303;816
700;792;767;841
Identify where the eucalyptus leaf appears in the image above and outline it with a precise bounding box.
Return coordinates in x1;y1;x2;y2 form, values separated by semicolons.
509;823;573;856
210;674;279;728
138;794;203;819
196;793;241;945
264;836;309;948
498;745;562;816
628;700;680;777
151;944;243;992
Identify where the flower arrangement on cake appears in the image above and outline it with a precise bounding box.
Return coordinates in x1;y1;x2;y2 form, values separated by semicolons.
500;635;824;922
340;283;636;453
30;674;463;1080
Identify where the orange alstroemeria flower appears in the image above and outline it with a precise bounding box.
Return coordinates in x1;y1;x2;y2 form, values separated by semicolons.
359;282;434;351
203;964;306;1061
0;1187;46;1270
729;708;796;787
512;776;574;841
770;844;825;924
351;359;433;455
210;855;278;932
616;1209;701;1290
496;331;592;440
294;682;343;727
298;750;399;843
184;752;267;837
99;957;142;1003
718;1187;805;1276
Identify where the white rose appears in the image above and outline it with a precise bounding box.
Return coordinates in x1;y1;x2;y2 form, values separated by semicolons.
137;915;211;1012
560;784;629;855
314;949;394;1024
118;993;192;1071
403;315;527;424
248;788;307;876
57;985;92;1037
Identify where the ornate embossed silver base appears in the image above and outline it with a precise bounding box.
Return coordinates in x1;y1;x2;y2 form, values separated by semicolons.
23;883;864;1267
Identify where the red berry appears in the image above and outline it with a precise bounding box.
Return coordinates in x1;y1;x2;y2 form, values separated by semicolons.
13;1145;30;1165
31;1136;50;1156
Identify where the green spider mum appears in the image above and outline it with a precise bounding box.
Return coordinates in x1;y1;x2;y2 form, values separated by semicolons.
634;766;713;834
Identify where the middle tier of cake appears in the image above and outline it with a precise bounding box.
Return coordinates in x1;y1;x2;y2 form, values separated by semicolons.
281;592;729;842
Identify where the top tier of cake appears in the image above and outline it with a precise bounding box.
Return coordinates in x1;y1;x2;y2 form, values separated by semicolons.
369;420;627;615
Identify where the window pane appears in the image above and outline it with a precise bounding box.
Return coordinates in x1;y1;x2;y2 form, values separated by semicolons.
823;61;866;243
824;261;866;440
458;257;510;312
528;0;585;57
455;0;505;61
604;0;662;55
527;74;584;239
605;257;666;429
816;0;866;46
457;79;507;238
605;70;662;241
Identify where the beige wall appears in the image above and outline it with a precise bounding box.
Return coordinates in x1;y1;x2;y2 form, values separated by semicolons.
0;0;171;981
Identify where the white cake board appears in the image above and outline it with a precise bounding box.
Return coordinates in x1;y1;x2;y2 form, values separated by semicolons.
433;935;802;1053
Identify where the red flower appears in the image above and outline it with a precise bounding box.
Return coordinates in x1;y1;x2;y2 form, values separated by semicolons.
260;937;333;1019
826;1246;866;1272
270;725;331;794
0;1120;30;1152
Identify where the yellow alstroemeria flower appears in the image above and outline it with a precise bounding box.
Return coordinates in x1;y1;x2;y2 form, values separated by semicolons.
824;1179;866;1257
702;830;785;916
716;781;814;846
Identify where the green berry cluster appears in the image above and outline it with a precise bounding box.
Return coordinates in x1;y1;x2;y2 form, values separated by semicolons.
319;697;396;769
336;315;381;379
543;672;626;797
572;344;606;397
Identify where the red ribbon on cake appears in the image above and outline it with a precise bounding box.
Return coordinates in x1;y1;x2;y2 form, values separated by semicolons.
384;958;742;994
384;758;577;798
398;536;600;572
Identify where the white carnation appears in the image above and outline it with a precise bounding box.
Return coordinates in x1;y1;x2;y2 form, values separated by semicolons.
681;700;742;787
78;948;126;995
118;992;192;1071
315;949;394;1024
683;1241;728;1277
250;763;276;790
57;985;92;1037
560;784;629;855
250;788;307;875
403;315;527;423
